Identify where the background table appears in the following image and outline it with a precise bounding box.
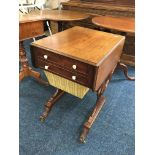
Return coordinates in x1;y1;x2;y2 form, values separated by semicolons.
92;16;135;80
29;10;90;32
92;16;135;66
92;16;135;34
19;15;46;83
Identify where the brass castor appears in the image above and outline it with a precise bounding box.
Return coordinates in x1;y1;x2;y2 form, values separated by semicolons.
80;126;89;143
79;136;87;143
39;116;45;122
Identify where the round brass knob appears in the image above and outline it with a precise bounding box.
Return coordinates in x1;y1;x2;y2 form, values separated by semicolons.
72;65;77;69
72;76;76;80
44;55;48;59
45;65;49;70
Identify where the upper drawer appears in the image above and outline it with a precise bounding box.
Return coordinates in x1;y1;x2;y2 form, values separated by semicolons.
35;58;91;87
31;46;93;76
19;21;44;41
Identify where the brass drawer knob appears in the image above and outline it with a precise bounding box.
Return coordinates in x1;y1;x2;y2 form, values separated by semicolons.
44;55;48;59
45;65;49;70
72;65;77;69
72;76;76;80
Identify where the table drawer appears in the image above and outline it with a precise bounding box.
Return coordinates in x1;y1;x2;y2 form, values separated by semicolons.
31;46;93;76
19;21;44;41
31;46;95;88
36;58;92;87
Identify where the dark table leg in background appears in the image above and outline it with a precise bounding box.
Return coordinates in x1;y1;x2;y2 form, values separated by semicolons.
19;41;48;85
58;21;64;32
117;62;135;80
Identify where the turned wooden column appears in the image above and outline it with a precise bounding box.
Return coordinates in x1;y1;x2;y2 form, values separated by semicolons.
19;41;48;85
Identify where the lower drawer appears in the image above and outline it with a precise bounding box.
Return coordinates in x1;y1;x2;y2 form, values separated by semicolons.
35;58;93;88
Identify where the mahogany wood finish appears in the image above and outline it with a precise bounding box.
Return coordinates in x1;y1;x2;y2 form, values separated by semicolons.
117;62;135;80
19;18;47;83
62;0;135;16
30;26;133;142
62;0;135;66
80;95;106;143
31;46;94;88
92;16;135;80
20;10;89;32
19;41;48;85
92;16;135;34
80;67;114;143
19;20;44;41
19;10;89;82
31;46;93;74
80;0;135;6
40;89;65;122
19;10;90;22
31;26;125;91
30;26;124;66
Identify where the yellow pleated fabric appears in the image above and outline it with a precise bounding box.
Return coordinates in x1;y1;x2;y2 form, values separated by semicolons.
44;71;89;99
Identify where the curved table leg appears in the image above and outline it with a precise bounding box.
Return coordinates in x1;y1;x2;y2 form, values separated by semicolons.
80;96;106;143
40;89;65;122
117;62;135;81
19;41;49;85
80;70;114;143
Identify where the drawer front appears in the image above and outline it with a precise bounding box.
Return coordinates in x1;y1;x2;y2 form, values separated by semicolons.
37;58;91;87
31;46;93;76
31;46;95;88
19;21;44;41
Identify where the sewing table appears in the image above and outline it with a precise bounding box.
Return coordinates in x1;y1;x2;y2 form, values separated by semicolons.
30;26;132;143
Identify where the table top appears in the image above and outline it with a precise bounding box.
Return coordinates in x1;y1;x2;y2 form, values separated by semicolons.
92;16;135;33
31;26;125;66
19;10;90;23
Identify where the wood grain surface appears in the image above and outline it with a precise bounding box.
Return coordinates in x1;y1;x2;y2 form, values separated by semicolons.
31;26;125;66
92;16;135;33
19;10;90;23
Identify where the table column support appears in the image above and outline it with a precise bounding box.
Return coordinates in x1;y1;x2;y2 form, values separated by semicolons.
79;67;114;143
19;41;48;85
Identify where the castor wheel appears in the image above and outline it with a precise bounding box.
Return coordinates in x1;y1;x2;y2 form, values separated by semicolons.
39;116;45;122
79;136;87;144
80;127;89;143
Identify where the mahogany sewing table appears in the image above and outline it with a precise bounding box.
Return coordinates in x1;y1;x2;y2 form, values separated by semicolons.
30;26;134;143
19;10;89;82
92;16;135;78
